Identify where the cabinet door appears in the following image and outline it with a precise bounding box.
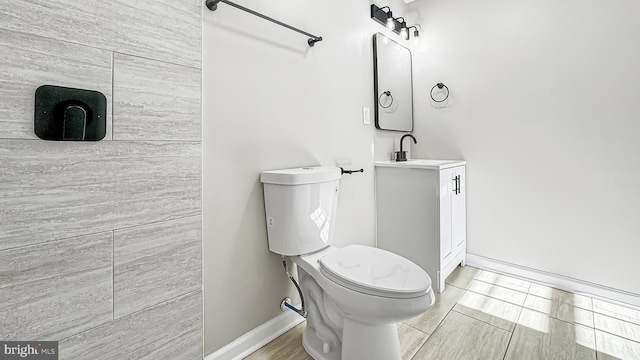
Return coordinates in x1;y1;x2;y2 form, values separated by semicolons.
439;168;454;263
451;166;466;255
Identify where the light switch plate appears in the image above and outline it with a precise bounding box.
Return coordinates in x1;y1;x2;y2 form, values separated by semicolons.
362;107;371;125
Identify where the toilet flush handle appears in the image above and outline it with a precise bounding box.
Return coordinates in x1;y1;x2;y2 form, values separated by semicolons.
340;167;364;175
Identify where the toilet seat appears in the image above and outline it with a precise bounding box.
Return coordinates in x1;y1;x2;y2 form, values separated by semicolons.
318;245;431;299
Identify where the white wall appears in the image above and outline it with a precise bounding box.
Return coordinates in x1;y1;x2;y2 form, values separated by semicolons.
408;0;640;294
202;0;412;355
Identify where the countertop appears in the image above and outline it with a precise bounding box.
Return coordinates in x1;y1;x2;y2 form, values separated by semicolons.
374;159;466;170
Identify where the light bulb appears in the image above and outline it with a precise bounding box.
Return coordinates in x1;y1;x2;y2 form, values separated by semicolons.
386;17;395;30
400;27;408;39
413;30;420;44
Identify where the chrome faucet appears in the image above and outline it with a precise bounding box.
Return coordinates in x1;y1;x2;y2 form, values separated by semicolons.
395;134;417;162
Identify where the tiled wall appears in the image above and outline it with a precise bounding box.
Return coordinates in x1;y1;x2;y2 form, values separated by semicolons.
0;1;202;359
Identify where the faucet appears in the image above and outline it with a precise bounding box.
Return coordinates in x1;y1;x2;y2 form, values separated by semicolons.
395;134;417;162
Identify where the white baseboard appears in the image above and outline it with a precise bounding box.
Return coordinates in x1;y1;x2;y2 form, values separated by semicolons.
204;309;305;360
467;253;640;308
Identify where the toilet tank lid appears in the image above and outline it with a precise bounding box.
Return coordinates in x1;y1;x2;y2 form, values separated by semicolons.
260;166;342;185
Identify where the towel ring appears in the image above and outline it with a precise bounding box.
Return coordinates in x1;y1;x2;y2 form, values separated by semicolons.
430;83;449;103
378;91;394;108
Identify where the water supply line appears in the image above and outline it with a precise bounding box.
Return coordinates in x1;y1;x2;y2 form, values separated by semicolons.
281;256;307;318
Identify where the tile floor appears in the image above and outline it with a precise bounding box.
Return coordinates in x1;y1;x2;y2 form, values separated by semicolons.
244;266;640;360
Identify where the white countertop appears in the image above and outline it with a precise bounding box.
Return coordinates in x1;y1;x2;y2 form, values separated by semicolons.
375;159;466;170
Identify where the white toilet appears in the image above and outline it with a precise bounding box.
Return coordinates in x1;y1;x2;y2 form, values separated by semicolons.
261;166;435;360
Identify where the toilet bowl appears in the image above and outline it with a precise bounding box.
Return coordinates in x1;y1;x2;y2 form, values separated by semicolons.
293;245;434;360
260;166;435;360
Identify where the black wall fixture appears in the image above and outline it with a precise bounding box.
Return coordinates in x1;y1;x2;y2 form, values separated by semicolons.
370;4;421;42
34;85;107;141
370;4;402;35
205;0;323;47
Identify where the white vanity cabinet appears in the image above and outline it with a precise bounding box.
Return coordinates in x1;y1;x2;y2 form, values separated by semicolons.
375;160;467;293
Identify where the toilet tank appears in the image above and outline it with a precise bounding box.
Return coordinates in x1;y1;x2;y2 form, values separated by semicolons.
260;167;342;256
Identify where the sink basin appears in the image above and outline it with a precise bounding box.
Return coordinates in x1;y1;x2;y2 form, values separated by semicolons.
374;159;466;169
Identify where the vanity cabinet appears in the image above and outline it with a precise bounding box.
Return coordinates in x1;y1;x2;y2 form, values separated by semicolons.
375;160;467;293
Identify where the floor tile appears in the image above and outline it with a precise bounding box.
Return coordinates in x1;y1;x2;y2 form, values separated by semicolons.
528;283;593;310
405;285;465;334
594;313;640;343
244;322;428;360
524;294;594;327
453;290;522;332
506;308;596;360
245;270;640;360
397;324;429;360
412;311;511;360
593;298;640;326
244;322;312;360
445;265;481;290
595;329;640;360
476;270;531;293
467;279;527;306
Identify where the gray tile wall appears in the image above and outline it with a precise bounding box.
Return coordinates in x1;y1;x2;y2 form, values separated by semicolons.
60;290;203;360
0;232;113;341
114;216;202;319
113;53;201;141
0;1;201;68
0;0;202;359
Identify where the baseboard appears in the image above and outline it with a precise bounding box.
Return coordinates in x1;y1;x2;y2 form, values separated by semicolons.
204;308;305;360
467;253;640;308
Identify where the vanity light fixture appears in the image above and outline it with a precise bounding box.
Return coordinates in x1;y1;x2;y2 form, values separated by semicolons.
406;25;421;43
378;6;395;29
395;18;408;38
370;4;402;36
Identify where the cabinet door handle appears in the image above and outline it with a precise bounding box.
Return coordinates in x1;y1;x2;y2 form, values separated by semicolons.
452;176;458;194
455;175;461;195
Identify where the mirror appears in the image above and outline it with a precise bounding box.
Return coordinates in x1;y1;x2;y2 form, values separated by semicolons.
372;32;413;131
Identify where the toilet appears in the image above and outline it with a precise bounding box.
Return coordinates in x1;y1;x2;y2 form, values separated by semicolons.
261;166;435;360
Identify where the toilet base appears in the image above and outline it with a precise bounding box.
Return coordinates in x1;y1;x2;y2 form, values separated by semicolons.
302;326;341;360
301;319;402;360
342;319;401;360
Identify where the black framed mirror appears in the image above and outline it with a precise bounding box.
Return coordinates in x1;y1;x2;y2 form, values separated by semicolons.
372;32;413;131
